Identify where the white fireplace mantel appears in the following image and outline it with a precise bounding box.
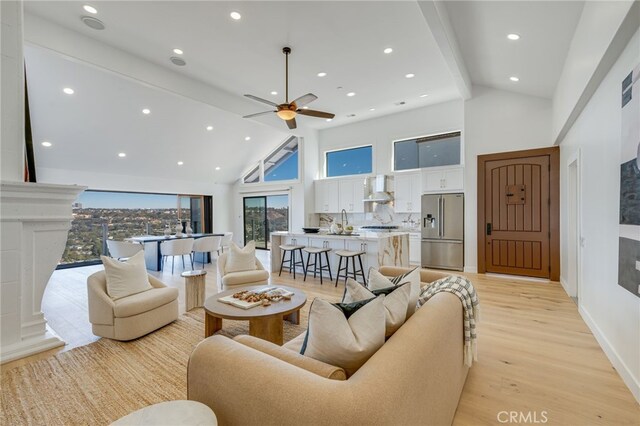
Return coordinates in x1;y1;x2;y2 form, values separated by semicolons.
1;181;86;363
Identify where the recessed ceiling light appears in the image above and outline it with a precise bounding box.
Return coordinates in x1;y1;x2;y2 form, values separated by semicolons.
41;141;52;147
63;87;74;95
317;72;327;77
326;118;333;122
383;47;393;54
142;108;151;114
177;161;184;166
118;152;126;158
83;4;97;14
302;106;309;109
230;11;241;20
419;94;429;98
173;48;184;55
346;92;356;97
81;15;105;30
206;125;213;131
215;166;221;171
270;91;278;95
510;76;520;82
369;108;375;111
347;114;356;118
405;73;415;79
245;136;251;141
507;33;520;41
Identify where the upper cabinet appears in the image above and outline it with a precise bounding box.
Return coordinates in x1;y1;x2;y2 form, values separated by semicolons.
315;177;365;213
315;180;340;213
422;166;464;193
393;172;421;213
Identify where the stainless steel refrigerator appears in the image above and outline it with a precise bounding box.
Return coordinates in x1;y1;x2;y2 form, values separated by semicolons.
421;193;464;271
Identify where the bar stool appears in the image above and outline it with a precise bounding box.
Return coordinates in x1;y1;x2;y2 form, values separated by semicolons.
279;244;306;280
335;250;367;287
302;247;333;285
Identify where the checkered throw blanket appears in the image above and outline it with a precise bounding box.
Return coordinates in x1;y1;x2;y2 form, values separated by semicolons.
417;276;480;367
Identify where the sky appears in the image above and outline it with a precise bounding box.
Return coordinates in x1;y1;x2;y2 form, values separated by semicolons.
327;146;373;177
77;191;178;209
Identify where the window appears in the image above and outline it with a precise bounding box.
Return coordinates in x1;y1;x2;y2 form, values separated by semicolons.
326;145;373;177
394;132;461;171
264;137;299;181
242;137;299;183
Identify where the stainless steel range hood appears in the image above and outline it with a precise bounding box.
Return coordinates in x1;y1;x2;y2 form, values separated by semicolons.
363;175;393;203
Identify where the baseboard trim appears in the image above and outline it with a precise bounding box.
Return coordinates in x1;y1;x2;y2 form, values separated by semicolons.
0;326;65;364
464;266;478;273
485;273;550;283
559;275;570;295
579;305;640;403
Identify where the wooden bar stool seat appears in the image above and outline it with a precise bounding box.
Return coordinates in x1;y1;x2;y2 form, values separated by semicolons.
302;247;332;285
335;250;367;287
279;245;306;280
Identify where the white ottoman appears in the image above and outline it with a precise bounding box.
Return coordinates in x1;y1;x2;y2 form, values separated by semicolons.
111;400;217;425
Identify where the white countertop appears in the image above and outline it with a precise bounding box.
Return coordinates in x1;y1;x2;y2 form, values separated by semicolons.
271;231;409;242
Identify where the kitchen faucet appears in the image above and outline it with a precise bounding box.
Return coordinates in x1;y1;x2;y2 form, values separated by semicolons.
341;209;349;228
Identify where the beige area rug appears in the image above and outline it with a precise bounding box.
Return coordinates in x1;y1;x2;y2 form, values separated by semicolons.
1;306;309;425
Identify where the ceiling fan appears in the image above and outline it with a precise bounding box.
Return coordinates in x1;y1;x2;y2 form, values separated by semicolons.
243;47;335;130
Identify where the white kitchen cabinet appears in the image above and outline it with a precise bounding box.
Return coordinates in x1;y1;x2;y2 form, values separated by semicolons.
339;177;365;213
394;172;421;213
409;234;421;266
344;240;378;278
422;166;464;193
314;180;340;213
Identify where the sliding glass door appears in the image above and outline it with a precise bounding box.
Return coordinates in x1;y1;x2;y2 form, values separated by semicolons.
243;194;289;250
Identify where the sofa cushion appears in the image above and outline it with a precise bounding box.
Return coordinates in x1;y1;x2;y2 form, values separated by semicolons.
101;251;153;300
369;267;421;318
221;270;269;287
343;278;410;337
300;296;386;377
283;332;306;352
234;335;346;380
113;286;179;318
225;241;257;273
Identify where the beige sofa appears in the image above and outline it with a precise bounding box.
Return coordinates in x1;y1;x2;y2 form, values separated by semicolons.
87;271;179;341
217;253;270;288
188;267;468;425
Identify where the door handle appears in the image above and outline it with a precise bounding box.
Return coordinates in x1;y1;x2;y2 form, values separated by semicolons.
486;223;492;235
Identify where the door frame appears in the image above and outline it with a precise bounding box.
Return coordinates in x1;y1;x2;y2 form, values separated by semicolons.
477;146;560;281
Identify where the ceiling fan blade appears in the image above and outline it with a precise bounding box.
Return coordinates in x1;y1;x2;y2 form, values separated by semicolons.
243;110;276;118
286;117;297;130
291;93;317;108
297;109;335;119
245;94;279;107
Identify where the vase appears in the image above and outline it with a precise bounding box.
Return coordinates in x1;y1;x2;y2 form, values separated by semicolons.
185;222;193;235
163;226;171;237
175;222;183;237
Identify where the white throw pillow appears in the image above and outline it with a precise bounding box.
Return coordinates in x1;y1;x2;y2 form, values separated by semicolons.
344;278;410;337
368;267;421;318
225;241;257;273
301;296;386;376
101;251;152;300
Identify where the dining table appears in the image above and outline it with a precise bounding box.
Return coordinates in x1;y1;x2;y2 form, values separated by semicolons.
127;233;224;271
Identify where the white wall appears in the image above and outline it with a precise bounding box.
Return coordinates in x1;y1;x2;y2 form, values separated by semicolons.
552;0;636;143
37;167;233;232
318;100;464;176
558;29;640;402
463;86;553;272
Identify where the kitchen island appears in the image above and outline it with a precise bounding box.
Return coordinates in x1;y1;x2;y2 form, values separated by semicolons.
270;231;409;278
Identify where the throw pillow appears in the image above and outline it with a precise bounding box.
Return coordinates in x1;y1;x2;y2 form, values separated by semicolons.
368;267;421;317
300;296;386;376
101;251;152;300
225;241;257;273
343;278;410;337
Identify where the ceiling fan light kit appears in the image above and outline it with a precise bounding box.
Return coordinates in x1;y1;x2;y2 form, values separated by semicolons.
243;46;335;130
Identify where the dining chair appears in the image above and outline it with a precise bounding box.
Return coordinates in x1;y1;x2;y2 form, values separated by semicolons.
106;240;144;260
220;232;233;253
160;238;195;274
192;236;222;267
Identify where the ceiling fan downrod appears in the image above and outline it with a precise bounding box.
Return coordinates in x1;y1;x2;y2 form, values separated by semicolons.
283;46;291;103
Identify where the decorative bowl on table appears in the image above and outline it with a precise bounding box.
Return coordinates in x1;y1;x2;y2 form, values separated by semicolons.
302;227;320;234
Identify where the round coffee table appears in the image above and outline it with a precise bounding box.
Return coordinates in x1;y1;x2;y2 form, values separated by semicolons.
203;285;307;345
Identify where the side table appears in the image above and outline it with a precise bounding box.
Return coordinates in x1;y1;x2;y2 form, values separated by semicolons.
182;270;207;311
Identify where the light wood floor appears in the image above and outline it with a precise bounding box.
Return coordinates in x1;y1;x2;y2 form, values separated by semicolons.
3;251;638;425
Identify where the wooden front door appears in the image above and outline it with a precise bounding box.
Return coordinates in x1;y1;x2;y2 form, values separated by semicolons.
478;147;560;280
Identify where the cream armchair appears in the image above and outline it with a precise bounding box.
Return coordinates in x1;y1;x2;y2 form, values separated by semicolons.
87;271;179;341
217;253;269;288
